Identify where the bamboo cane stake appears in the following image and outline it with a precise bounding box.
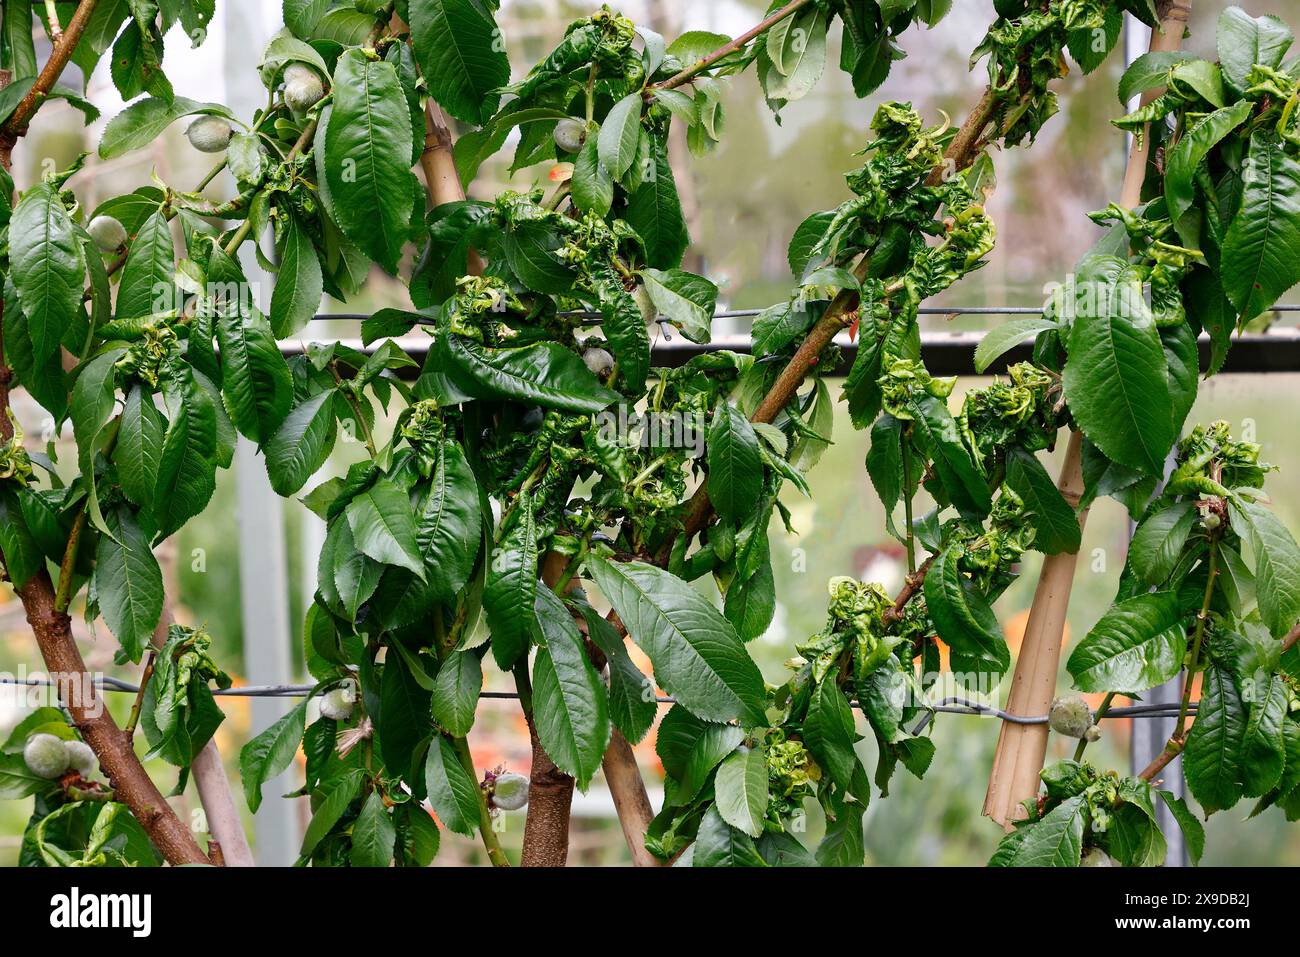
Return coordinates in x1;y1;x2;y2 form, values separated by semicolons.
982;0;1193;829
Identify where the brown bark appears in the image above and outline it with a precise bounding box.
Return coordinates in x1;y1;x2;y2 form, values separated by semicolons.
983;0;1192;829
0;0;100;163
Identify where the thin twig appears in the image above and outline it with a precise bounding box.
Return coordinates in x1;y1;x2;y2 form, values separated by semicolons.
649;0;812;94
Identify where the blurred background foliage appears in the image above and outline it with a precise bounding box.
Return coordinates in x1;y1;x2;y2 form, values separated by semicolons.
2;0;1298;865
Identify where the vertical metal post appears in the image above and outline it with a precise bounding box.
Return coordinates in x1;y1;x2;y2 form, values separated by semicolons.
225;2;300;866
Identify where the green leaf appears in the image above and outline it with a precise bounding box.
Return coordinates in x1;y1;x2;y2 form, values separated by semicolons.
708;403;763;526
324;50;415;273
94;508;163;662
803;679;867;799
417;440;482;602
1156;790;1204;865
1221;133;1300;324
923;546;1009;683
0;490;42;591
1004;448;1081;555
215;305;293;444
116;209;175;324
153;371;219;540
379;648;433;774
909;393;991;520
588;557;767;726
264;389;337;496
859;664;907;744
1004;795;1086;867
423;735;480;837
299;767;364;859
99;96;234;159
580;604;657;745
1;1;37;80
974;317;1058;373
483;499;537;670
1164;100;1251;240
531;588;610;790
665;721;743;806
815;799;866;866
501;221;577;294
444;336;618;414
115;384;166;511
763;6;828;102
331;521;382;621
788;210;834;278
349;791;396;867
345;477;426;579
693;806;767;867
408;0;510;125
239;697;307;813
1230;498;1300;638
0;753;54;801
1062;256;1173;475
429;649;482;738
1066;591;1187;694
571;132;613;217
1116;50;1197;104
1217;6;1292;94
640;268;717;343
9;182;83;364
269;214;323;338
714;745;769;839
1129;501;1196;587
395;802;441;866
625;133;687;269
1184;665;1247;815
598;92;642;180
1241;674;1287;798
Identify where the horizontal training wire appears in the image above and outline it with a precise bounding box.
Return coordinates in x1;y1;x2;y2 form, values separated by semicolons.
305;303;1300;325
0;676;1196;727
